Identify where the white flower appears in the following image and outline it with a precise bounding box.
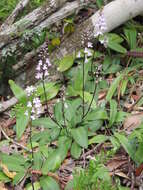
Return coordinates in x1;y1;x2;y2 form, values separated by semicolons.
84;47;92;57
24;110;29;116
31;115;36;120
94;12;107;37
35;73;43;79
44;70;49;77
85;55;88;64
38;60;42;66
36;65;41;71
27;101;32;108
77;51;81;58
87;42;93;48
46;58;51;67
26;86;36;96
64;103;68;109
99;36;108;47
43;64;47;70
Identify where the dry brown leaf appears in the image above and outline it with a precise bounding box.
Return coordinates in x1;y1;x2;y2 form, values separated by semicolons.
123;113;143;134
114;171;130;180
107;159;127;172
0;161;16;179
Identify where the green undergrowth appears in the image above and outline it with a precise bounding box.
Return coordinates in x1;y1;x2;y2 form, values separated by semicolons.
0;1;143;189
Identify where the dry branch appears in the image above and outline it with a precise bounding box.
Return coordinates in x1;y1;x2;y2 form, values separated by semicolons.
0;0;30;31
0;0;76;49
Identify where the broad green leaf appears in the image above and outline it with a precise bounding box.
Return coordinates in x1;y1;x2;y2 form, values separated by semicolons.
42;150;62;174
71;141;82;159
106;73;123;101
71;127;88;148
114;133;135;160
108;42;127;54
109;99;117;127
42;137;71;174
121;79;128;96
40;176;60;190
103;56;111;72
96;0;104;8
89;135;108;145
54;101;63;125
32;117;58;128
74;63;90;91
79;91;96;108
107;33;124;44
0;153;26;172
33;152;43;170
58;55;74;72
16;108;29;139
26;182;41;190
135;142;143;164
39;84;60;102
13;172;25;185
0;171;11;183
124;28;137;49
65;179;74;190
9;80;27;104
115;111;129;123
85;109;108;120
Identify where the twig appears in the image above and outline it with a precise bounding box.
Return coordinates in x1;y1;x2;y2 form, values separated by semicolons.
0;126;31;153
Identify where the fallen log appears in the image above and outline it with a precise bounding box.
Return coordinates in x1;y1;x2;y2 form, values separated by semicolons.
0;0;30;31
0;0;68;49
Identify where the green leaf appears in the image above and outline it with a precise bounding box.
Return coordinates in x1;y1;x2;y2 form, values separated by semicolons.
58;55;74;72
9;80;27;104
114;133;135;160
108;42;127;54
71;127;88;148
42;137;71;174
106;73;123;101
40;176;60;190
115;111;129;123
0;153;26;172
103;33;127;53
135;142;143;164
85;109;108;121
121;79;128;96
26;182;41;190
107;33;124;44
16;108;29;139
0;171;11;183
71;141;82;159
124;28;137;49
79;91;96;108
32;117;58;128
37;83;60;102
109;99;117;127
42;150;62;174
89;135;108;145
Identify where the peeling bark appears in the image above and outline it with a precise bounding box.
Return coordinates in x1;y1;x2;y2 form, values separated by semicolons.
0;0;30;31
